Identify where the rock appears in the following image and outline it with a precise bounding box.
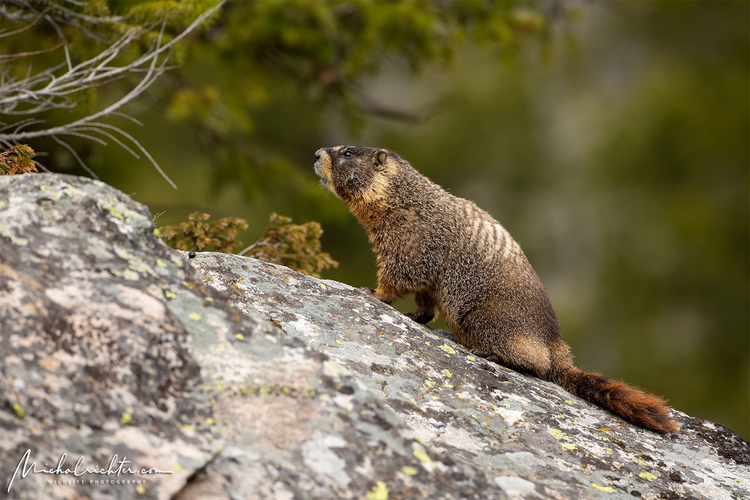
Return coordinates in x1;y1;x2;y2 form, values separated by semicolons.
1;173;748;500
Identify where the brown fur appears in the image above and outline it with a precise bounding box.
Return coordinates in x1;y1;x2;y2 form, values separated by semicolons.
314;145;678;433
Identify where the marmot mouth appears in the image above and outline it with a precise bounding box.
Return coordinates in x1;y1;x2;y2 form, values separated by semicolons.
313;161;333;192
313;160;325;179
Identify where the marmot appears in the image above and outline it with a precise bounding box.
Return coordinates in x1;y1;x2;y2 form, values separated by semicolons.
314;145;677;433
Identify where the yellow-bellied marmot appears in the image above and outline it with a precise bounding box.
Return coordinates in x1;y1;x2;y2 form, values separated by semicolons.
314;145;677;433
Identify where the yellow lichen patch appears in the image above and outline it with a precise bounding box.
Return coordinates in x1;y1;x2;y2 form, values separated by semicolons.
639;472;657;482
120;412;133;425
632;458;648;467
400;392;418;405
104;204;124;220
39;185;60;199
547;428;577;450
438;344;456;355
401;466;418;476
366;481;389;500
12;403;25;419
189;313;201;320
412;442;431;463
235;334;245;341
165;290;177;299
547;429;572;441
441;369;452;378
591;483;615;493
156;259;167;267
136;485;146;494
118;269;140;281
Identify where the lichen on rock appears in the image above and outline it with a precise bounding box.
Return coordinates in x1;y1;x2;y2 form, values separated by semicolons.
1;173;748;500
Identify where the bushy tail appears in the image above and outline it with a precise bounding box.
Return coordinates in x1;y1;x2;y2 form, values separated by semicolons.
558;368;678;433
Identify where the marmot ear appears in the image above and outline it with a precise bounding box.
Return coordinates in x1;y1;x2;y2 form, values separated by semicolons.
372;149;388;169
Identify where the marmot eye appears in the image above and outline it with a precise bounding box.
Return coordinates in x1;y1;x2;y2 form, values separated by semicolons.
342;151;354;158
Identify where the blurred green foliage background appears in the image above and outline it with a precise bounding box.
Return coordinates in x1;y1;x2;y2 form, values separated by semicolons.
3;0;748;438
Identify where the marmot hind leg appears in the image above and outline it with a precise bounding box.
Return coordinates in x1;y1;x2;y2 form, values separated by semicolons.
459;306;555;379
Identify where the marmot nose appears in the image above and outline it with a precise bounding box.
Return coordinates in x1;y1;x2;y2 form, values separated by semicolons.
315;149;323;161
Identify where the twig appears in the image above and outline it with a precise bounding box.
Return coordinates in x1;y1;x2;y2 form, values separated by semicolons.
238;240;268;257
51;134;99;179
0;0;227;188
0;42;65;62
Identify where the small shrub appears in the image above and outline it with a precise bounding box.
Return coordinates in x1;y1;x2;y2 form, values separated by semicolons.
160;212;249;253
160;211;338;277
242;213;338;278
0;145;37;175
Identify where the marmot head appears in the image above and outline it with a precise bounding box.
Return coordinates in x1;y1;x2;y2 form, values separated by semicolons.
314;146;399;205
